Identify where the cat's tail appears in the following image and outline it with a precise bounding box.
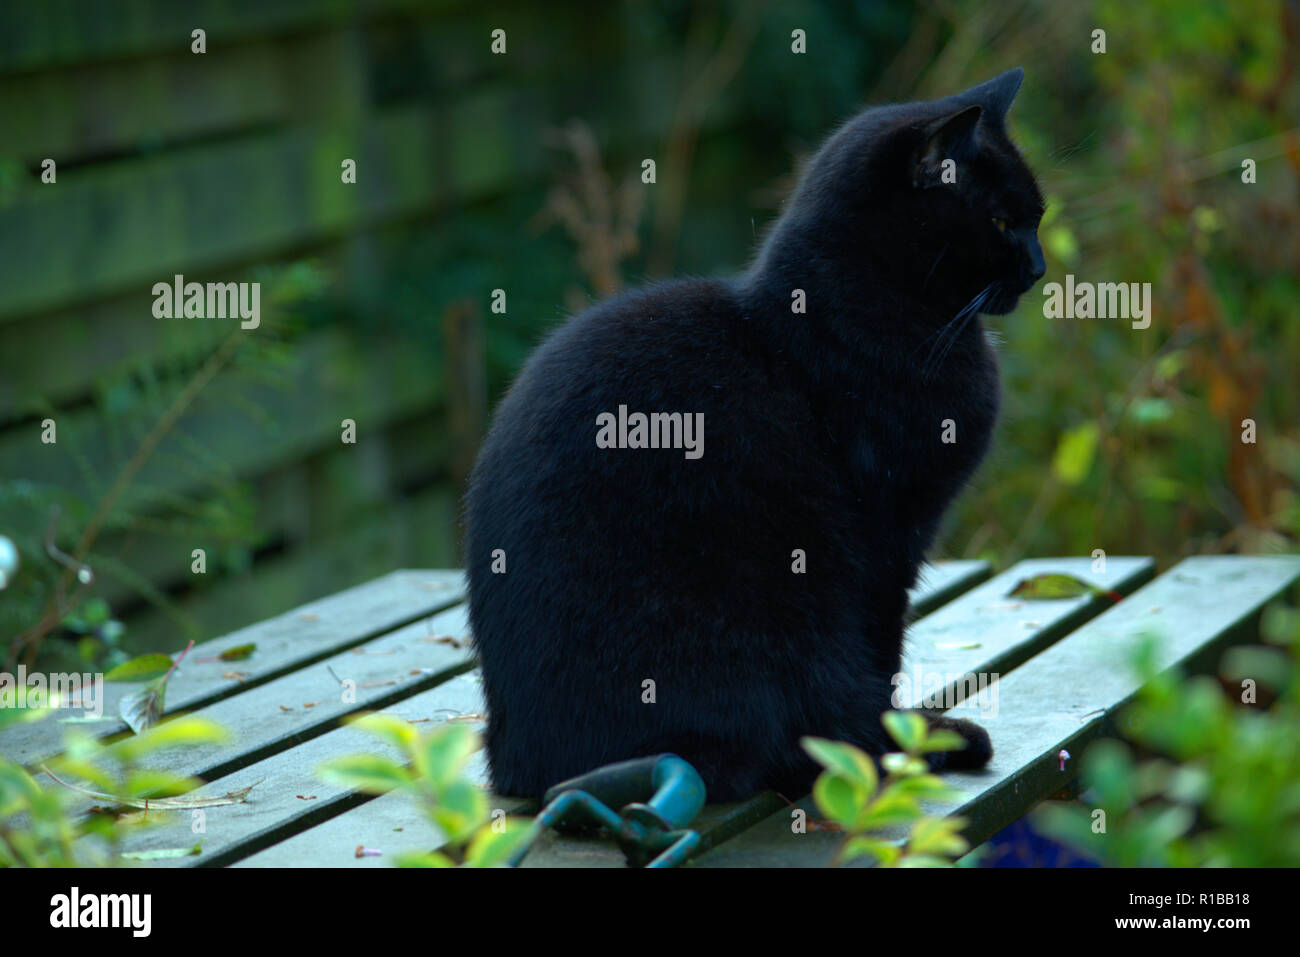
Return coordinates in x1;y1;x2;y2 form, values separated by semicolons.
920;713;993;770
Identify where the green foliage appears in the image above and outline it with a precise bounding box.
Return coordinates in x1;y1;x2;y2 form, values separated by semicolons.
2;260;329;669
317;714;534;867
950;0;1299;563
0;706;229;867
1035;597;1300;866
802;712;971;867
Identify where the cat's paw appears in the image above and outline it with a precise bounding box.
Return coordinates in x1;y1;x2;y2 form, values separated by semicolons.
922;714;992;770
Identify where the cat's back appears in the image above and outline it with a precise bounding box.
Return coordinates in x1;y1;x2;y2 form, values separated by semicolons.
466;276;795;507
464;272;836;631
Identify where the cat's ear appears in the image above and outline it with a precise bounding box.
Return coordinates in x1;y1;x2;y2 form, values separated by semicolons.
961;67;1024;121
911;104;981;188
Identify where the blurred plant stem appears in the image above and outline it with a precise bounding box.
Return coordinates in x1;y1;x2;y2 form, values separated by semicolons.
6;330;243;671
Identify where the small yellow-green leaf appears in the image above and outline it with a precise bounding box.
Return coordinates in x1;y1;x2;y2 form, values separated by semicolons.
896;853;954;868
395;850;457;868
430;778;489;844
855;788;921;830
125;769;203;800
880;752;928;777
0;699;48;729
1051;421;1099;485
891;773;956;799
318;754;412;795
417;723;481;792
121;843;201;861
907;816;970;858
801;737;878;793
1007;572;1100;600
43;757;115;792
839;836;903;866
812;773;865;828
920;730;967;753
113;716;228;762
348;712;421;755
464;819;537;868
882;711;927;755
103;654;175;683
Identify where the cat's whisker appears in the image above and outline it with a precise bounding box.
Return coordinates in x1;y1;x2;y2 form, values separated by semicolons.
922;283;995;379
922;243;950;290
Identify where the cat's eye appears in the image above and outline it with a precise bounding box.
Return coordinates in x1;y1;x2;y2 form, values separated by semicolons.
992;217;1008;233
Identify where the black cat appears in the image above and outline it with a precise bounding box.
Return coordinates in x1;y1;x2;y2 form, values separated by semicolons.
465;68;1045;801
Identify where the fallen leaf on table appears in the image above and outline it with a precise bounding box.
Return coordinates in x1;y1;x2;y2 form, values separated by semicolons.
42;767;262;809
121;844;202;860
1007;573;1122;602
198;643;257;663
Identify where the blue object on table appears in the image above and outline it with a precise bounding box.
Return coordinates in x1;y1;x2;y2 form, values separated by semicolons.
509;754;707;868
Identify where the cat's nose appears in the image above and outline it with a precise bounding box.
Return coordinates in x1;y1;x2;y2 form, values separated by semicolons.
1023;233;1046;283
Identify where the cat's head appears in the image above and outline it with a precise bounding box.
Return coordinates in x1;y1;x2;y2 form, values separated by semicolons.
776;67;1046;319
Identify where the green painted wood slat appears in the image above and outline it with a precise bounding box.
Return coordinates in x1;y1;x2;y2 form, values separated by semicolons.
690;555;1300;867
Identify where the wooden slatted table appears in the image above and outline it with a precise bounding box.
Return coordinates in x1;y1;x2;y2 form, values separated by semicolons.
3;555;1297;868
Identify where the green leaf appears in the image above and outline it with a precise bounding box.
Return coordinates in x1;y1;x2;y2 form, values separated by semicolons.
43;757;115;792
348;712;421;755
882;711;927;755
417;723;481;792
891;773;956;799
0;699;48;730
907;816;970;857
1044;224;1079;265
1128;397;1174;425
839;836;902;866
125;769;204;800
217;643;256;661
1051;421;1099;485
855;788;922;830
920;730;967;753
430;779;489;844
464;818;537;868
0;762;43;806
801;737;878;793
395;850;457;868
317;754;413;795
81;599;111;627
880;752;928;777
104;654;175;683
812;772;865;828
1007;573;1102;600
114;715;228;762
120;843;201;861
1082;739;1137;811
896;853;954;868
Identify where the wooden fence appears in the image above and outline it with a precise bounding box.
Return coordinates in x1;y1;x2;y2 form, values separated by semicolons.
0;0;764;656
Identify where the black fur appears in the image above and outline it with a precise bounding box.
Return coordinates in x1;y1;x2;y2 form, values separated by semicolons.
465;69;1045;800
